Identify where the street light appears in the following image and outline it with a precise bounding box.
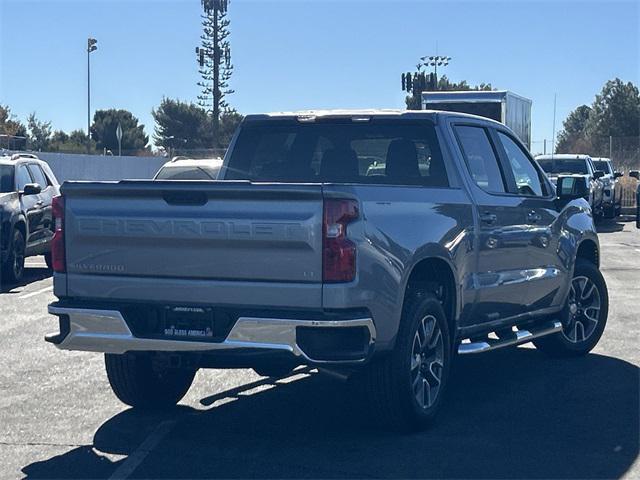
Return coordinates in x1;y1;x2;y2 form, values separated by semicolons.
87;37;97;153
420;55;451;87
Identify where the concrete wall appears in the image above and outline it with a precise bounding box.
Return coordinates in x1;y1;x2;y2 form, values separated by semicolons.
21;152;168;183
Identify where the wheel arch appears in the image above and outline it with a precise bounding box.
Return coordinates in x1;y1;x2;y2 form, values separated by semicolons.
402;256;458;337
576;238;599;268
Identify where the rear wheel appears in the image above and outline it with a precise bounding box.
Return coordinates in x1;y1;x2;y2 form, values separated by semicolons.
2;229;26;283
361;292;450;431
44;252;53;270
105;353;196;409
534;259;608;356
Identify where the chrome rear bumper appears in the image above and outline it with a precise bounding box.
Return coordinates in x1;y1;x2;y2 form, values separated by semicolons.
46;305;376;364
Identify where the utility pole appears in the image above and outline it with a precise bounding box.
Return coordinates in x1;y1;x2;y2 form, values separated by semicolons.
198;0;232;144
87;37;97;154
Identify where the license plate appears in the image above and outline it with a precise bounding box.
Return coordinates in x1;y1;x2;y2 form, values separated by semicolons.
163;306;215;339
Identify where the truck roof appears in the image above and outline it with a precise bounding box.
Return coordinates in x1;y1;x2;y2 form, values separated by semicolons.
243;109;506;127
0;153;46;167
535;154;592;161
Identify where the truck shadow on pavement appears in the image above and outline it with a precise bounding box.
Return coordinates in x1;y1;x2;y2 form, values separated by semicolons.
0;267;51;294
596;216;634;233
23;348;639;479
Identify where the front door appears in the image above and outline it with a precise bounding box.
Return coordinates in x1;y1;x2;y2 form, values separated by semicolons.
492;129;568;312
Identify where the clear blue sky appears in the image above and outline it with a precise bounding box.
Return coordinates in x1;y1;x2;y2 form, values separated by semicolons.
1;0;638;152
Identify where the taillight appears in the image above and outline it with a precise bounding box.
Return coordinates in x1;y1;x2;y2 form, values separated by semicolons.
51;195;65;273
323;199;359;283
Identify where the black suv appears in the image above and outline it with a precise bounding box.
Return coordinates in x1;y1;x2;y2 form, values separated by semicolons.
0;153;60;282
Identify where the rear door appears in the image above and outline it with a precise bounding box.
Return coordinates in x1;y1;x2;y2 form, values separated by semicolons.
452;123;533;324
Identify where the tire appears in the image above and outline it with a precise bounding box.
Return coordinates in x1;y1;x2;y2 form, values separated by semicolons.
104;353;196;409
2;229;26;283
534;259;608;356
44;252;53;270
361;292;451;431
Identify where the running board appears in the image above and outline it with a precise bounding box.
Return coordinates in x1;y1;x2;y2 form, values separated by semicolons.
458;321;563;355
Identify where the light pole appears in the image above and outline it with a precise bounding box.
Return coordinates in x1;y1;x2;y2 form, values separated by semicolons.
420;55;451;89
87;37;97;153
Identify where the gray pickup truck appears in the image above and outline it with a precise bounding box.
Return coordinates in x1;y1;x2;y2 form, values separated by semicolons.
46;110;608;430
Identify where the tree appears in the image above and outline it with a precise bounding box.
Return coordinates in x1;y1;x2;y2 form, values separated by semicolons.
556;105;592;153
49;129;96;153
218;109;243;147
197;0;234;133
0;105;28;149
404;75;492;109
585;78;639;154
555;78;639;156
152;98;211;150
90;109;148;153
27;113;52;151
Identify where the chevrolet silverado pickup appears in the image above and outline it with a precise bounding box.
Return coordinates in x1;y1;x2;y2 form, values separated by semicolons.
46;110;608;430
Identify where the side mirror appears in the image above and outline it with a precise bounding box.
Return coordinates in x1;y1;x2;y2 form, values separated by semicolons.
557;176;589;200
630;170;640;180
593;170;605;179
22;183;42;195
614;171;623;179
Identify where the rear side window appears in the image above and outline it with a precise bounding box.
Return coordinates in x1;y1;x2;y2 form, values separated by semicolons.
225;120;448;187
454;125;505;193
27;164;49;188
15;165;33;191
0;165;14;192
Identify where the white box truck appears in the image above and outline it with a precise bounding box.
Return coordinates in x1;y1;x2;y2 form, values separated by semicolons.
422;90;532;150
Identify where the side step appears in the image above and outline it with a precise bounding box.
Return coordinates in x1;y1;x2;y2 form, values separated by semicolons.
458;321;562;355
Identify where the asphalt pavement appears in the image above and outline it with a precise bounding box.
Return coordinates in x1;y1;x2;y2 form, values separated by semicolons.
1;217;638;479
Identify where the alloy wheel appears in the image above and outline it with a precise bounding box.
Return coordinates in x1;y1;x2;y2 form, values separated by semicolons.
12;236;25;280
563;275;601;343
410;314;444;409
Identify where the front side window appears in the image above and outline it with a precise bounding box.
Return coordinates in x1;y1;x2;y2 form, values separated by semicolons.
454;125;505;193
497;131;545;196
15;165;33;191
27;164;49;188
225;120;448;187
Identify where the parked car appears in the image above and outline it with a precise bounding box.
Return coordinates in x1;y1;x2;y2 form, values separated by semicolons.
46;110;608;431
591;157;623;218
0;153;60;282
154;156;223;180
535;154;605;216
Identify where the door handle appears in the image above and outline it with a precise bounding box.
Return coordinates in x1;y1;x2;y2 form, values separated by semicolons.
527;211;542;223
36;200;44;206
479;212;497;225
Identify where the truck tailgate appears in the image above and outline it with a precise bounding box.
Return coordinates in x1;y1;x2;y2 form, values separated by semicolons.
61;181;323;307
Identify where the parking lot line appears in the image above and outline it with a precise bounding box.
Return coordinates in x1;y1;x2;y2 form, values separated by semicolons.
107;420;177;480
18;286;53;300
